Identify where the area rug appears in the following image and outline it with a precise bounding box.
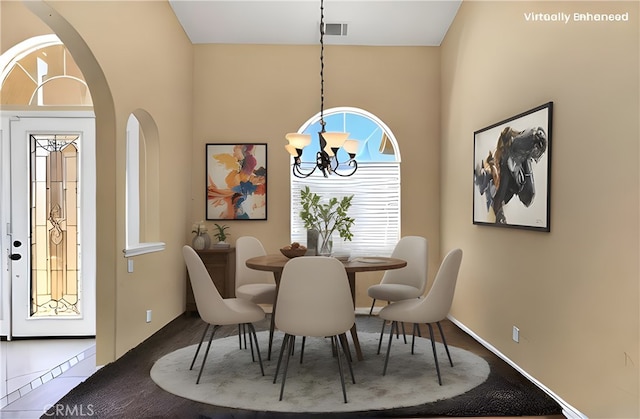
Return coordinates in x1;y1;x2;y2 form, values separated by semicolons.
150;331;490;413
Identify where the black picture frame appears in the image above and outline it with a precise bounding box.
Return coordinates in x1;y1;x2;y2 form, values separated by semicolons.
473;102;552;232
206;143;267;220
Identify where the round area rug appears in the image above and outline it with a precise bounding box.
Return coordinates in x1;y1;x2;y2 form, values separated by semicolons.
150;331;490;413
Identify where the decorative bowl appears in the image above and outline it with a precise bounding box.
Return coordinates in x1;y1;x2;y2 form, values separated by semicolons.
280;247;308;259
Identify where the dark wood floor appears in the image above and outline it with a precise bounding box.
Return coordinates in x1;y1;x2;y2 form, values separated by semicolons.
49;312;565;418
356;315;565;419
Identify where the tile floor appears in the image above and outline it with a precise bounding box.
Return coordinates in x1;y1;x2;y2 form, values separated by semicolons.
0;338;97;419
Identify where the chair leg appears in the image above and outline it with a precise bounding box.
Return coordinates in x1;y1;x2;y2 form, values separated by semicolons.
333;336;348;403
279;334;294;401
196;324;220;384
411;323;419;354
273;333;290;384
239;323;248;349
247;323;265;376
338;332;353;363
427;323;442;385
268;310;276;360
243;324;256;362
436;321;454;367
190;323;210;370
389;303;400;340
368;298;376;315
338;333;356;384
300;336;306;364
401;322;407;344
377;319;387;355
382;321;397;375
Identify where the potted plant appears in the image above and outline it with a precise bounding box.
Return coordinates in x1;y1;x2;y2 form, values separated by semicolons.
299;186;355;256
212;223;230;248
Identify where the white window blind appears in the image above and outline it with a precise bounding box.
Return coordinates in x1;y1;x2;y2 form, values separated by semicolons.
290;162;400;257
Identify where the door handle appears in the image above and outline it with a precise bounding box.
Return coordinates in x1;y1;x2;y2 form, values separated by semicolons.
9;253;21;261
13;240;22;247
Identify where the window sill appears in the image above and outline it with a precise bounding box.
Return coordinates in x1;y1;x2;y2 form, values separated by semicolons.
123;242;166;258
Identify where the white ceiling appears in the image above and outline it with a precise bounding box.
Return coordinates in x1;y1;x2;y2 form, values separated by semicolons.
168;0;462;46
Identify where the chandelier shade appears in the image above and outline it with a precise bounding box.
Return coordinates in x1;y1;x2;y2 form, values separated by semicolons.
285;133;312;157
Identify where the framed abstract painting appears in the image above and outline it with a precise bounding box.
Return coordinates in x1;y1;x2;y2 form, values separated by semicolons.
206;143;267;220
473;102;552;232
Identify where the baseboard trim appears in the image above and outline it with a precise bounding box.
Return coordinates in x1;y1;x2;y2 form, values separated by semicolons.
447;315;587;419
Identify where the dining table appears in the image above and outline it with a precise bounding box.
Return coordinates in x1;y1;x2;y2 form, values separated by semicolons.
245;254;407;361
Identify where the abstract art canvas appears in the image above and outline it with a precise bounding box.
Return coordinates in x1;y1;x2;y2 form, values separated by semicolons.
206;143;267;220
473;102;552;231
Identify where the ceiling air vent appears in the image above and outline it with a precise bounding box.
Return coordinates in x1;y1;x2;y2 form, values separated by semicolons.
324;23;348;36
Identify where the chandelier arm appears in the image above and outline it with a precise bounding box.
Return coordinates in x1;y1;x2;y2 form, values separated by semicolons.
331;159;358;177
293;162;318;178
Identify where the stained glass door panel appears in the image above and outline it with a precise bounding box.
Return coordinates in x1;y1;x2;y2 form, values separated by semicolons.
31;135;80;317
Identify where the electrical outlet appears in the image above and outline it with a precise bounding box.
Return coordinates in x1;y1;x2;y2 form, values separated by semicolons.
512;326;520;343
146;310;152;323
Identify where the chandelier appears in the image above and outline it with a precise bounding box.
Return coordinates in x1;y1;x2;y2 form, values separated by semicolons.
284;0;359;178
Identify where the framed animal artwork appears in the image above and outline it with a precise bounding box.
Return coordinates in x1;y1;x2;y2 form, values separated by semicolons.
206;143;267;220
473;102;552;232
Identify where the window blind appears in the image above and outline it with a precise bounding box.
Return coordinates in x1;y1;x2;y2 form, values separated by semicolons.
290;162;400;257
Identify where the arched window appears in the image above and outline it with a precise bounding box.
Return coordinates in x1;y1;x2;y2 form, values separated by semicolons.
290;107;401;257
0;35;91;106
124;112;165;257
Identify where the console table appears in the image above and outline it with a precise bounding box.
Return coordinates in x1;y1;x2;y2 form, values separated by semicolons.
186;247;236;314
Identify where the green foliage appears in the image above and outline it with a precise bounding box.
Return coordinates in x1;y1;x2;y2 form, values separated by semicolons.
213;223;230;242
299;186;355;241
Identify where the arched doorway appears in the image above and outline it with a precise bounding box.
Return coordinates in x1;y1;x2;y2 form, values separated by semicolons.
1;35;96;337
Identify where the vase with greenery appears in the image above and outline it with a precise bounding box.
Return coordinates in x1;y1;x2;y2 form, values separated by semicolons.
299;186;355;256
191;221;210;250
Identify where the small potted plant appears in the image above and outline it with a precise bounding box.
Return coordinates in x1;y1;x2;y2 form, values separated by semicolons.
299;186;354;256
212;223;230;248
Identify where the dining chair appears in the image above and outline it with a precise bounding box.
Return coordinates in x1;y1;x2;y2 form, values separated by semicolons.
367;236;428;313
367;236;428;345
378;248;463;385
235;236;277;304
236;236;277;355
272;256;356;403
182;245;265;384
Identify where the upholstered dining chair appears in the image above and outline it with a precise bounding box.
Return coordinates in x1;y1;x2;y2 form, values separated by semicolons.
235;236;277;357
235;236;277;304
273;256;356;403
367;236;428;314
182;245;265;384
378;248;463;385
368;236;428;345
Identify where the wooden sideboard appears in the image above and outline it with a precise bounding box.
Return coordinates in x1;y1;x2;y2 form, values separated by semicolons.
186;247;236;315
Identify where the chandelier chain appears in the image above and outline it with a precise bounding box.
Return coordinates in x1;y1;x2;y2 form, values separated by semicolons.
319;0;325;131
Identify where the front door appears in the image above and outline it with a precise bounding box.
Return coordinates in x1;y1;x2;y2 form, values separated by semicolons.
2;112;96;337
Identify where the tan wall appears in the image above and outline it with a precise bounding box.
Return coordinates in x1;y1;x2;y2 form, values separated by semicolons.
1;0;195;363
191;44;442;306
0;1;51;51
440;1;639;417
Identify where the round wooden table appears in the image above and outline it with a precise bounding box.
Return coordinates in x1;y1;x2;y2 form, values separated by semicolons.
245;254;407;361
